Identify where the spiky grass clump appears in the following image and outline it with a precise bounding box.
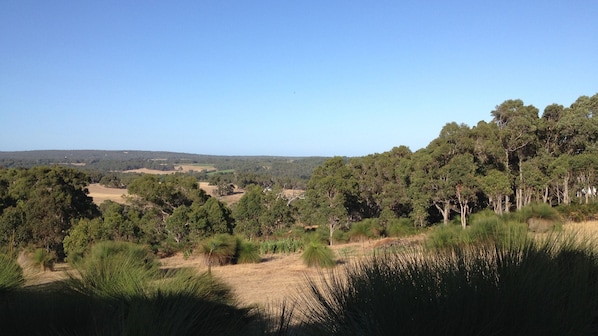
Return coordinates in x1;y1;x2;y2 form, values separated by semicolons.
298;233;598;335
199;234;238;266
32;248;56;271
69;241;160;299
235;237;261;264
0;254;24;295
199;234;261;265
301;241;336;268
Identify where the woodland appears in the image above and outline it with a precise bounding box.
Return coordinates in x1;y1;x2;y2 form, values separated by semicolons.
0;93;597;260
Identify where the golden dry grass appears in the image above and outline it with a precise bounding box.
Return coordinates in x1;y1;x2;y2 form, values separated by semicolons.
87;183;129;205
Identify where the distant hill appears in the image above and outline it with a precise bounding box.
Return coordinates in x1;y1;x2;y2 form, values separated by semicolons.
0;150;329;181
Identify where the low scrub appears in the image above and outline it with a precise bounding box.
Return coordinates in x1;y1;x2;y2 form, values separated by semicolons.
258;238;304;254
347;219;383;242
296;233;598;335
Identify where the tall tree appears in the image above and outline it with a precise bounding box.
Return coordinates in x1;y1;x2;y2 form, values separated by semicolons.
303;157;359;245
491;99;539;210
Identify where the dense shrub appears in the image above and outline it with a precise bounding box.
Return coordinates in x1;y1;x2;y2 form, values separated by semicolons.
297;233;598;335
348;219;383;242
386;217;416;237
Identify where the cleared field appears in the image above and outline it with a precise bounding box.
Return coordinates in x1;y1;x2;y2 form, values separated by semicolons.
87;184;128;205
87;182;247;206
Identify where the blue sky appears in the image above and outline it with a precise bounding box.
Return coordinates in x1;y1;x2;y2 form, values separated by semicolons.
1;1;597;157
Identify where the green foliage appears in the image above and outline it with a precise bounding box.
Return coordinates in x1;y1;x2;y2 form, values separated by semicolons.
0;254;24;295
32;248;56;271
258;238;304;254
425;210;529;250
514;202;562;222
347;219;383;242
198;234;260;265
1;248;258;335
69;241;159;299
235;237;261;264
301;241;336;268
386;218;416;237
556;202;598;222
298;234;598;335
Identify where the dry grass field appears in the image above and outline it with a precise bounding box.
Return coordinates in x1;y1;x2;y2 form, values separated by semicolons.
87;184;129;204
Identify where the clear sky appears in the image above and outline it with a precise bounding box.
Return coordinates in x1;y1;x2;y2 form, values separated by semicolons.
1;1;597;157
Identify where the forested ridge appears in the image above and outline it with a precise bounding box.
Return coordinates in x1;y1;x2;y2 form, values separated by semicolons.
0;93;597;260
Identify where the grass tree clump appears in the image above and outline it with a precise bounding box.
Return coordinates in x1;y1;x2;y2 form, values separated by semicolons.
199;234;238;266
0;254;24;295
32;248;56;272
68;241;159;299
199;234;261;267
235;237;261;264
297;233;598;335
301;241;336;268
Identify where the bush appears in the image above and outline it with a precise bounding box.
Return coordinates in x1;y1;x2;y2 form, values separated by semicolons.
258;238;304;255
297;233;598;335
386;217;416;237
32;248;56;271
348;219;383;242
301;241;336;268
198;234;238;266
199;234;261;265
0;254;24;295
69;241;159;299
235;237;261;264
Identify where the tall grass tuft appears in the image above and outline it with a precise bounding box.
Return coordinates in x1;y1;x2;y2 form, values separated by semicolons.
68;241;159;299
297;232;598;335
235;237;261;264
0;254;24;295
199;234;238;266
301;241;336;268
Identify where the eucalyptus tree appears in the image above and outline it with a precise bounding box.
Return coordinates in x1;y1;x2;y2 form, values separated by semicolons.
0;166;98;258
491;99;540;210
447;153;479;227
302;157;359;245
349;145;412;221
